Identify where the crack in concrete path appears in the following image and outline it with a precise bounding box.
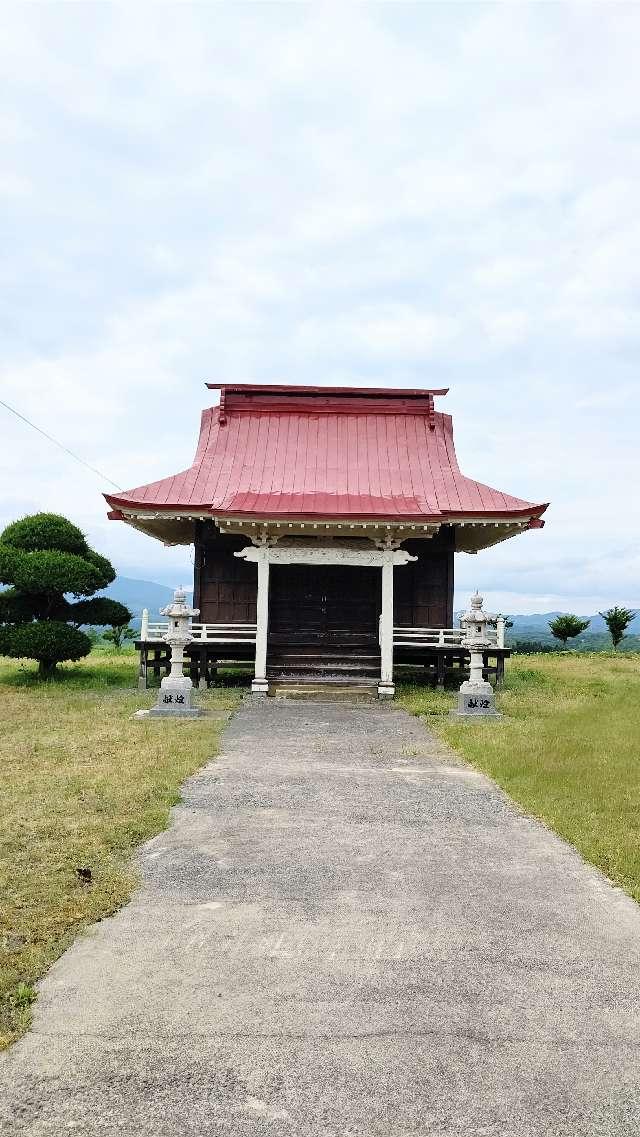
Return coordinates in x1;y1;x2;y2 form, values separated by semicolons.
2;699;640;1136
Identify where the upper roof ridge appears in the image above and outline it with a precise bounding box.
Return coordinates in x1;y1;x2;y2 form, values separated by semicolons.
205;382;449;398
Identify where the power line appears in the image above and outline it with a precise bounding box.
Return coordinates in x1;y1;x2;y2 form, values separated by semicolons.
0;397;123;491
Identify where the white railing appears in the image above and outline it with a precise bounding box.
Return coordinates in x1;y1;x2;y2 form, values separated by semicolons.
393;626;464;647
139;610;256;644
140;613;504;650
393;618;505;649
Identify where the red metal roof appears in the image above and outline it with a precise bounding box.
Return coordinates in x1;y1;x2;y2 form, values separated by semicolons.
105;387;548;523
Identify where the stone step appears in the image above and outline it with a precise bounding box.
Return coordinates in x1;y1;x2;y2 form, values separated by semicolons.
267;666;381;679
268;659;381;679
269;682;379;702
267;668;379;677
267;651;380;662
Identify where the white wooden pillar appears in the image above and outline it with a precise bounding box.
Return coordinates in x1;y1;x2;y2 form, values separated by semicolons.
496;615;505;648
378;552;395;698
252;549;270;695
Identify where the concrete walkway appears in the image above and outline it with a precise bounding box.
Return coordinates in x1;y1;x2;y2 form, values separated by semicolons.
2;700;640;1136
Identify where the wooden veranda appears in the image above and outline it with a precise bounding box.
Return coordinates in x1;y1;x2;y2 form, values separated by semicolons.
135;618;510;690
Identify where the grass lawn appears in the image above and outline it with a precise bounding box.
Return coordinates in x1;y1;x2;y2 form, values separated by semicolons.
398;652;640;904
0;650;241;1050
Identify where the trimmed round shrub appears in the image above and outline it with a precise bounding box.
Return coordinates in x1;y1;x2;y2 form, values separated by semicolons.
1;513;89;556
69;598;131;627
0;544;19;586
0;513;129;673
0;512;127;676
84;551;116;590
0;621;91;677
12;550;106;597
0;588;41;624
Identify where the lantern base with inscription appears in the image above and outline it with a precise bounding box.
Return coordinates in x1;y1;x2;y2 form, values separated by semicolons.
450;679;502;720
148;677;202;717
135;677;203;719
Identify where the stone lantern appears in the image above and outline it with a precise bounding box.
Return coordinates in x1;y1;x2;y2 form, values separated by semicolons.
149;586;202;717
451;591;502;719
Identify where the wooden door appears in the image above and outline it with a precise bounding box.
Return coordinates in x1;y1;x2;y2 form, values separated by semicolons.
269;564;380;647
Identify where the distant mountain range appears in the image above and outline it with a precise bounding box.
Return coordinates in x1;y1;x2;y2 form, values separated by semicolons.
468;611;635;633
502;612;637;634
455;608;638;645
100;577;193;621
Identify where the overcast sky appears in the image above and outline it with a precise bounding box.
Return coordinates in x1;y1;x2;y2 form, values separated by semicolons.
1;2;638;615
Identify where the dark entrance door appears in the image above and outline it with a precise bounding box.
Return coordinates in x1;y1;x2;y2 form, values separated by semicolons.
268;564;380;648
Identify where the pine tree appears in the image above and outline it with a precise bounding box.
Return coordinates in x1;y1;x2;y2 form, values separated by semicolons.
0;513;131;677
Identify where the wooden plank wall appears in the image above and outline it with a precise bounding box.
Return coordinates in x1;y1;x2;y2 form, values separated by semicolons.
194;521;454;629
393;527;455;628
194;522;258;624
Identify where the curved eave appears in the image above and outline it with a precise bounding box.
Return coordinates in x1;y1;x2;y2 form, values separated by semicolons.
210;504;548;524
106;507;201;546
107;501;548;552
105;496;549;524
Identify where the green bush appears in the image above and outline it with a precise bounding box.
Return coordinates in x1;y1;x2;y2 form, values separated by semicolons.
1;513;89;556
102;623;136;649
12;550;107;597
0;588;38;624
66;598;130;628
549;614;590;646
84;552;116;590
0;513;129;677
600;606;636;650
0;545;19;586
0;622;91;677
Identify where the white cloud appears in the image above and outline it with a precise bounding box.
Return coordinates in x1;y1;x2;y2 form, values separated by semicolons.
0;1;638;611
0;171;32;199
294;304;458;361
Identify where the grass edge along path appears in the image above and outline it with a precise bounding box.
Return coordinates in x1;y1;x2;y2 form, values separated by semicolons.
0;651;241;1050
398;652;640;906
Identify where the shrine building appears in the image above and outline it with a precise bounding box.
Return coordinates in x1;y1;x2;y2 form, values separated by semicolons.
105;384;548;697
